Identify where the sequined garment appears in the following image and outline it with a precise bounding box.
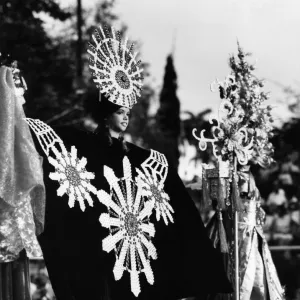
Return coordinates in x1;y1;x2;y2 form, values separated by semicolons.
0;66;45;262
0;194;43;261
238;193;284;300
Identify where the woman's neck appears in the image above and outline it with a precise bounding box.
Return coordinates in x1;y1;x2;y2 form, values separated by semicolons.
109;129;121;139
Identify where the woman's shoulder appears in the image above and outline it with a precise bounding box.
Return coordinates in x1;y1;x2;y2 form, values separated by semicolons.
53;126;93;142
125;141;172;171
126;141;149;153
29;125;94;158
125;141;151;161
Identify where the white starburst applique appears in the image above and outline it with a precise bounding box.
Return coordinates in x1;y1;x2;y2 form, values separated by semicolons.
48;143;96;211
136;167;174;225
98;156;157;297
25;118;97;211
136;149;174;225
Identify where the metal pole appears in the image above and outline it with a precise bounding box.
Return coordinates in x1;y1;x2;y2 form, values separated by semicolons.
234;210;239;300
234;158;239;300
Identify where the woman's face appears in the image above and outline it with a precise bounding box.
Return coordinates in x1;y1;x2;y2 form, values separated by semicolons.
107;106;130;134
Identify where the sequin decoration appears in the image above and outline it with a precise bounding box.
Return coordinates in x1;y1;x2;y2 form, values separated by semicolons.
87;26;143;108
0;194;43;262
25;118;97;211
98;157;157;297
238;194;285;300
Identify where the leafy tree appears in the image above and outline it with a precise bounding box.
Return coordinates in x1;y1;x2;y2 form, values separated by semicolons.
0;0;74;121
0;0;158;147
256;86;300;199
127;81;155;146
48;0;121;127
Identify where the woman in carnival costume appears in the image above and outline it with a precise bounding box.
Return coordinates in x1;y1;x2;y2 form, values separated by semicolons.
0;62;45;297
28;27;233;300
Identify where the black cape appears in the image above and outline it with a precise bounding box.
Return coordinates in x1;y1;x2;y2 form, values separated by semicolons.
34;127;232;300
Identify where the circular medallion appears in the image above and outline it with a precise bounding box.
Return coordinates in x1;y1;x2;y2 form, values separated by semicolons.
115;70;130;89
65;165;81;186
124;212;139;236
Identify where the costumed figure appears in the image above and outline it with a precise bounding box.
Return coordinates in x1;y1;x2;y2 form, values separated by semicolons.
192;45;285;300
27;26;233;300
238;170;283;300
0;61;45;298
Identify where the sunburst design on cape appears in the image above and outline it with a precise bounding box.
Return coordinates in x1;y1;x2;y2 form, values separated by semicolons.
97;157;157;297
25;118;97;211
48;144;96;211
136;167;174;225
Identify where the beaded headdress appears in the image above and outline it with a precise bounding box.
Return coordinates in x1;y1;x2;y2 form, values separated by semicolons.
88;26;143;109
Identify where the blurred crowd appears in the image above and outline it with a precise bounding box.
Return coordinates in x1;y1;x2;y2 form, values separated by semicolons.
30;260;55;300
260;159;300;300
262;159;300;247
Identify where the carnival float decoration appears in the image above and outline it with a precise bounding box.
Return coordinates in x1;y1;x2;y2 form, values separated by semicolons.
0;55;45;299
192;44;284;300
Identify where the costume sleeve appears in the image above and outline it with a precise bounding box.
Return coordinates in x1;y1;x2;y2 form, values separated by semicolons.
31;126;97;300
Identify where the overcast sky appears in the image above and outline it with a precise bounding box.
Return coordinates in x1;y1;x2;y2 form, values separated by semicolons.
53;0;300;122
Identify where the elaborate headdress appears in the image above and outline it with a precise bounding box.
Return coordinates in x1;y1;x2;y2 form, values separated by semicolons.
88;26;143;109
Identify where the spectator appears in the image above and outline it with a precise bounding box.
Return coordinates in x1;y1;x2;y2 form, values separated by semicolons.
271;204;293;245
267;182;287;206
262;205;275;242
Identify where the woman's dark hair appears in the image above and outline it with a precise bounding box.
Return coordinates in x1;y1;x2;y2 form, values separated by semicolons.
84;89;128;152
